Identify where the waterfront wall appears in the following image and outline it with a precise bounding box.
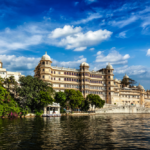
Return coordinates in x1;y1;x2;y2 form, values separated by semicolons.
96;106;150;114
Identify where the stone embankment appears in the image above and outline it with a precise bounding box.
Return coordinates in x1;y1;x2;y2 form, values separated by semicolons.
95;105;150;114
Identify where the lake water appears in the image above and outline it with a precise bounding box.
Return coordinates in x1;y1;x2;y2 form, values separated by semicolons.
0;114;150;150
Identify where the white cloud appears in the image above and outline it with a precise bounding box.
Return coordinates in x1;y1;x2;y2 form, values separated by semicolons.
74;13;102;24
117;31;127;38
90;48;95;51
146;49;150;56
110;16;138;28
57;29;112;49
114;65;146;75
95;49;130;65
74;47;87;51
49;25;82;38
0;54;87;76
52;56;87;68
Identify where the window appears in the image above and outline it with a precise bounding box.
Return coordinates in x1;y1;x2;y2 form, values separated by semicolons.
43;69;44;71
43;76;44;79
58;72;60;74
109;82;110;84
51;71;53;74
108;76;110;78
59;78;60;81
46;61;48;64
54;78;55;80
54;71;55;74
42;62;45;65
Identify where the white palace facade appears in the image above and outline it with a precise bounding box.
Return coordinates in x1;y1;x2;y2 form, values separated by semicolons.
34;52;150;108
0;60;24;82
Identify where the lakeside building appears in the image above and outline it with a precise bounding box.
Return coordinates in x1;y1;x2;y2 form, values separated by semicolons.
34;52;150;107
0;60;24;82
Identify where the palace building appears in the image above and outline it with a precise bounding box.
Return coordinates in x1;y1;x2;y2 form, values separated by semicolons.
0;60;24;82
34;52;150;107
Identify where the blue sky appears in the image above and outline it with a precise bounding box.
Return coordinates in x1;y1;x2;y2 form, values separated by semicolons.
0;0;150;89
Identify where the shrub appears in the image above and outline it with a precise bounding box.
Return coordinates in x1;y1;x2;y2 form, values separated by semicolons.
35;109;43;116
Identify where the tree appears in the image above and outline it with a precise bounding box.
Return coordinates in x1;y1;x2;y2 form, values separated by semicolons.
17;76;55;111
121;78;137;87
65;89;84;110
55;91;66;107
0;77;4;86
4;76;16;91
80;100;90;111
86;94;105;108
0;85;21;117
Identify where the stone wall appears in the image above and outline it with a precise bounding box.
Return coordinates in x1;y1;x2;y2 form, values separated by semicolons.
95;106;150;114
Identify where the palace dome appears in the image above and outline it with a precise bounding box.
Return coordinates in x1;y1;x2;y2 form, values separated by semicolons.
138;83;144;90
123;74;129;79
106;63;113;69
41;52;51;60
80;62;89;67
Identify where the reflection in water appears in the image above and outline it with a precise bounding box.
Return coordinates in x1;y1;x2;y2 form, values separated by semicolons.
0;114;150;149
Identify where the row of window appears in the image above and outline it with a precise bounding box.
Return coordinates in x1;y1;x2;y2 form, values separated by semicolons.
122;101;139;103
82;91;104;95
41;69;104;78
64;78;103;83
120;95;140;98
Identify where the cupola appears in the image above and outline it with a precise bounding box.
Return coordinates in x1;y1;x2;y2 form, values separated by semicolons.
106;63;113;69
41;52;51;61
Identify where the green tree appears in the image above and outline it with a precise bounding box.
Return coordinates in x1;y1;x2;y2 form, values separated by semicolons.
0;85;21;117
4;76;16;91
65;89;84;110
86;94;105;108
17;75;54;111
55;91;66;107
0;77;4;86
121;78;137;87
80;100;90;111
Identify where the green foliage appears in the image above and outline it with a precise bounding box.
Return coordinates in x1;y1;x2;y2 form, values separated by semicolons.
17;76;55;111
35;109;43;116
121;78;137;87
86;94;105;108
55;92;66;107
80;100;90;111
4;76;16;90
65;89;84;110
60;108;66;113
0;85;21;117
0;77;4;86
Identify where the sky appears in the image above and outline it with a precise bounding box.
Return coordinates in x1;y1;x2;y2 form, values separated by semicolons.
0;0;150;89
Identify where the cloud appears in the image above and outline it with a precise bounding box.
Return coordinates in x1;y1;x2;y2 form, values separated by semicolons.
49;25;82;38
110;16;138;28
95;49;130;65
0;54;87;76
90;48;95;51
0;54;41;76
74;47;87;51
117;31;127;38
0;24;47;53
57;28;112;50
52;56;87;68
114;65;147;76
74;13;102;24
146;49;150;56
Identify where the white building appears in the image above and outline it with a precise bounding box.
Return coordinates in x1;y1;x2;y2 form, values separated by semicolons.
0;60;24;82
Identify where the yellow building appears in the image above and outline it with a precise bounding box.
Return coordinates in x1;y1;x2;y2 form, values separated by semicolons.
34;52;150;107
